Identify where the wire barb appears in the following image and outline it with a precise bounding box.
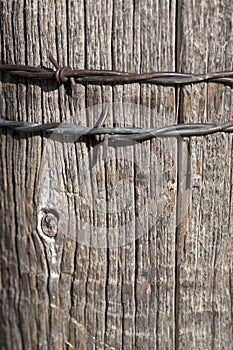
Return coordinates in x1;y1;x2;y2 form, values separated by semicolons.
49;53;76;90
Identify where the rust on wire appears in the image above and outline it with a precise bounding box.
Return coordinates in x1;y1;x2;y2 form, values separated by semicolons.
1;53;233;87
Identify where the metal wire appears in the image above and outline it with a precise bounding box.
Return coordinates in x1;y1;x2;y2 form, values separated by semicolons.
1;54;233;142
1;53;233;87
1;119;233;142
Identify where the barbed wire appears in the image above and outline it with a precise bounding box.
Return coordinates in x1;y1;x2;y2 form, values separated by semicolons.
1;53;233;88
1;54;233;142
1;118;233;142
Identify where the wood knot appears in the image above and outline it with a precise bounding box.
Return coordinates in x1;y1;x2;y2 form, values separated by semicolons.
41;209;59;238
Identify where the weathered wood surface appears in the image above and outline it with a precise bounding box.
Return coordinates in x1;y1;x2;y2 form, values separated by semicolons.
0;1;232;349
176;0;233;348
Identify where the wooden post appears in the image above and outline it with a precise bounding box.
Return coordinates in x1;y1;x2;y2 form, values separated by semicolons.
175;1;233;347
0;1;232;349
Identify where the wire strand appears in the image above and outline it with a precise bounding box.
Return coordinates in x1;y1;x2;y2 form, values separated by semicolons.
1;119;233;142
1;53;233;87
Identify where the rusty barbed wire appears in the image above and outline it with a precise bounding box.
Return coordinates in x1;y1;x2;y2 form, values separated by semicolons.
1;118;233;142
1;53;233;87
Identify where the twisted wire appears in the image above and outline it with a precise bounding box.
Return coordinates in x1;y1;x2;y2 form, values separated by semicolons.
1;119;233;142
1;53;233;86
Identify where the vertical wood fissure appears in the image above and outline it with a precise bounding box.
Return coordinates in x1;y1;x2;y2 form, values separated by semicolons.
174;1;182;348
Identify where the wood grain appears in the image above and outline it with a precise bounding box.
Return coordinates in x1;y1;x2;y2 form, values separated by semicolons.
1;0;232;349
176;0;233;348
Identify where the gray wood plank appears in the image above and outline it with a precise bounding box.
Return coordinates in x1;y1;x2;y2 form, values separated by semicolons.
177;0;233;348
